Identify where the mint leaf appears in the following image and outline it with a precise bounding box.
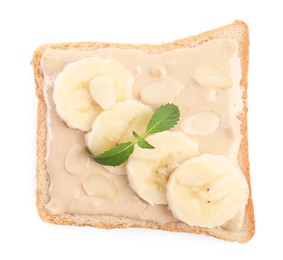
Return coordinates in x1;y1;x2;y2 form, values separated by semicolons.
146;104;180;135
137;138;155;149
133;131;154;149
132;131;139;140
86;104;180;166
91;142;135;166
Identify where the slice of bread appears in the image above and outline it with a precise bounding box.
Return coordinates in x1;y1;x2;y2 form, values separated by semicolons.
32;20;255;242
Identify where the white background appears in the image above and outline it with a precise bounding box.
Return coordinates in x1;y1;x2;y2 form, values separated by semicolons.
0;0;282;259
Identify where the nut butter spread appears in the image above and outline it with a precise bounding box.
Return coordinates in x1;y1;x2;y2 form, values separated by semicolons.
41;38;246;230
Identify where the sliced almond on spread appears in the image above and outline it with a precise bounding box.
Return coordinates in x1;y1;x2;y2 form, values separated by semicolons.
82;174;118;200
151;66;166;78
140;79;181;107
65;144;89;175
192;64;232;89
45;199;62;214
104;165;127;175
181;112;220;136
221;206;245;232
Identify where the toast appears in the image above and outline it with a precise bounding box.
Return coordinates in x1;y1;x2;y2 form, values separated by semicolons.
32;20;255;242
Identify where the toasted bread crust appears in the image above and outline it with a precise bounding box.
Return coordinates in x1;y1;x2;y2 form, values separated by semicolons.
32;20;255;242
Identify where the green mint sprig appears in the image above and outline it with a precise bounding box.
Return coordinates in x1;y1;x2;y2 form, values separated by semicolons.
85;103;180;166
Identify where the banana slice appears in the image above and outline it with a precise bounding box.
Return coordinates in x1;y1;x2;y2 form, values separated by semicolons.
53;57;134;131
192;64;232;89
167;154;249;228
140;79;181;107
181;111;220;136
126;131;199;205
85;100;153;174
89;76;116;110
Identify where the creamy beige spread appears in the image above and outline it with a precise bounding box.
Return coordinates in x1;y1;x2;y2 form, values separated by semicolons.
41;38;245;229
